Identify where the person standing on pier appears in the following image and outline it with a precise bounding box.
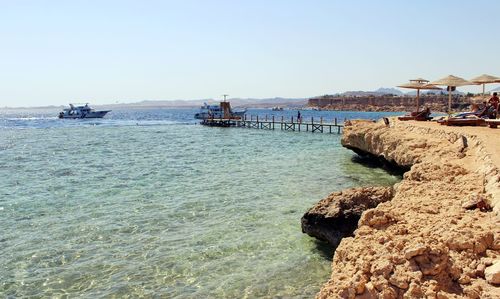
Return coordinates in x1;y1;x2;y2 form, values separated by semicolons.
297;111;301;123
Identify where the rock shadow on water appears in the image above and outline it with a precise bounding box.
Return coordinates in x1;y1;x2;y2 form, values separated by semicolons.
350;154;407;177
301;187;394;251
310;239;335;260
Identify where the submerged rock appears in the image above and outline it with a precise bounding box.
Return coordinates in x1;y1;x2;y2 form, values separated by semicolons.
301;186;394;247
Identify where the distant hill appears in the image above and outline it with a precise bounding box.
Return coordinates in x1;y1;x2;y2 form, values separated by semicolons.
333;87;403;97
375;87;404;96
229;97;307;108
95;97;307;109
15;86;477;109
0;97;306;109
405;90;464;96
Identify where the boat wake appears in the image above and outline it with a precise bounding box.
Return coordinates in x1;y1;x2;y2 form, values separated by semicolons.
5;116;59;120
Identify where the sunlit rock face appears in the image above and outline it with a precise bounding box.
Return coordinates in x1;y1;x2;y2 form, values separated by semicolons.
314;119;500;299
301;186;394;247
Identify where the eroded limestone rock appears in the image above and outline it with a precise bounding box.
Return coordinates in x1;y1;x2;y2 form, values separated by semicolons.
485;261;500;285
315;120;500;298
301;186;394;246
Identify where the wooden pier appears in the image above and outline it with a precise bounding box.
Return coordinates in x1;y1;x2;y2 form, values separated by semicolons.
201;115;344;134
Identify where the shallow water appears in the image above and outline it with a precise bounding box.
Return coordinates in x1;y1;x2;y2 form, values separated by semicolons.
0;108;401;298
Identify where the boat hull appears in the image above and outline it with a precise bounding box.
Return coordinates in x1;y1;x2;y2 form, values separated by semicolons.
59;111;111;119
194;111;245;120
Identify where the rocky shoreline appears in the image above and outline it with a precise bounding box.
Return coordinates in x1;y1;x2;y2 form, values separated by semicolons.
302;187;394;247
304;119;500;298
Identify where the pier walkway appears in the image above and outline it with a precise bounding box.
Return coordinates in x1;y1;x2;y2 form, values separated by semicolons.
201;115;344;134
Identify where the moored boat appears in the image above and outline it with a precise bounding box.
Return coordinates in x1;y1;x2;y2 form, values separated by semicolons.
194;102;246;120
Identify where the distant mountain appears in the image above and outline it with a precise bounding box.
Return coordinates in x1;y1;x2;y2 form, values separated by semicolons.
338;91;377;97
1;97;308;109
375;87;404;96
406;90;440;96
229;97;307;108
336;87;403;97
97;99;208;109
95;97;307;109
405;90;464;96
310;86;477;100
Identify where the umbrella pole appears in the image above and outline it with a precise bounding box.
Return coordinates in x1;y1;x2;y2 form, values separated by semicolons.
416;89;420;112
483;84;485;96
448;90;452;113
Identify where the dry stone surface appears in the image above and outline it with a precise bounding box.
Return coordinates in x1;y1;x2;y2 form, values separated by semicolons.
316;119;500;298
301;186;394;247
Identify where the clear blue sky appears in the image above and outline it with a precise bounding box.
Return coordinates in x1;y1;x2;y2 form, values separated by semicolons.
1;0;500;107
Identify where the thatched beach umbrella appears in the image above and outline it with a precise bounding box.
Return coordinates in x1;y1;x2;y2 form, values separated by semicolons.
409;78;430;84
397;81;441;112
470;74;500;95
429;75;473;112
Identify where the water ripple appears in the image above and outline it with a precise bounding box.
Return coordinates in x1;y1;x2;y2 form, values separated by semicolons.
0;109;401;298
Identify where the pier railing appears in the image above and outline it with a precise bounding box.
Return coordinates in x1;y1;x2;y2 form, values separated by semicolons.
201;115;344;134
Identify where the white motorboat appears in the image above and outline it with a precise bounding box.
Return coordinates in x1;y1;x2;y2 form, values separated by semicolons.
58;104;111;119
194;102;246;120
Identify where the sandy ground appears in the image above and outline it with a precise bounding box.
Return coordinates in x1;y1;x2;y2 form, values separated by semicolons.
406;121;500;169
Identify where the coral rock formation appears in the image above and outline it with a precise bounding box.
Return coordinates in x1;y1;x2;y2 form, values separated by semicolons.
301;187;394;247
315;119;500;298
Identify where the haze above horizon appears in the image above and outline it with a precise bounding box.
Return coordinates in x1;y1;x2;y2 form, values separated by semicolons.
2;0;500;107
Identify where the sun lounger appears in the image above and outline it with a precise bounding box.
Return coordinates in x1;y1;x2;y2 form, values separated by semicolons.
437;115;486;126
485;119;500;128
398;109;432;121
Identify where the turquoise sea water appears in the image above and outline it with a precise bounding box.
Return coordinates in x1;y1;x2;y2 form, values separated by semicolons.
0;108;401;298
